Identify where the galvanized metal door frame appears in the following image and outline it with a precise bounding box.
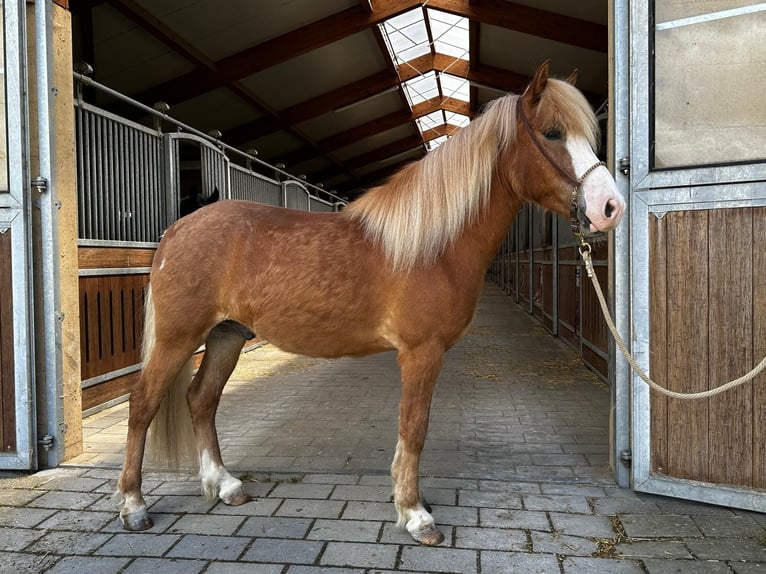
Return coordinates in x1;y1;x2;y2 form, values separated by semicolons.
623;0;766;510
164;132;231;223
0;0;37;470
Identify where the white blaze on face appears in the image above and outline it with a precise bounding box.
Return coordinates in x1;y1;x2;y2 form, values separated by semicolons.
565;135;626;233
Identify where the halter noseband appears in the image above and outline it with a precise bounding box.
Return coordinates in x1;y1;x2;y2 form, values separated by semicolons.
515;98;605;238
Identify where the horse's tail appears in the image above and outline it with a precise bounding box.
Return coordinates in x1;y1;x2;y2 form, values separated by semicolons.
143;285;197;471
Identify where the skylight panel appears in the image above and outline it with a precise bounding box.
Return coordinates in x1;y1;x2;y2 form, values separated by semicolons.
439;73;469;101
380;8;430;64
416;110;446;133
403;71;439;106
428;9;469;59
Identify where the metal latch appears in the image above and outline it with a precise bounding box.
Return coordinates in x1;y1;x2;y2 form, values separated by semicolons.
31;176;48;193
618;157;630;176
619;449;632;466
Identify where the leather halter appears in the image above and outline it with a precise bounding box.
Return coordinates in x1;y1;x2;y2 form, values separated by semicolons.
515;98;605;237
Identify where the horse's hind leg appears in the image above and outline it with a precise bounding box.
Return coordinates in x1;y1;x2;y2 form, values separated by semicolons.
118;343;195;531
392;340;445;546
188;321;250;505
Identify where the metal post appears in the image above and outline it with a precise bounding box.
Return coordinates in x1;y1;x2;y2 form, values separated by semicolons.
611;0;632;489
35;0;64;467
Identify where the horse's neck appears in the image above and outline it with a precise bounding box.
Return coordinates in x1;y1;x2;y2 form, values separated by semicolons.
450;176;521;276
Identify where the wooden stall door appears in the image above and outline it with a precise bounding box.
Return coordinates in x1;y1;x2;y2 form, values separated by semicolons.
649;208;765;491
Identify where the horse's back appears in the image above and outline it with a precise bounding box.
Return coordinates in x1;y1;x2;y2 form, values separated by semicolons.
150;201;394;357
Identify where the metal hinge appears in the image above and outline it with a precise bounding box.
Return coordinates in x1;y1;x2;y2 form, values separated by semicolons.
618;157;630;176
38;434;55;452
619;449;632;466
31;176;48;193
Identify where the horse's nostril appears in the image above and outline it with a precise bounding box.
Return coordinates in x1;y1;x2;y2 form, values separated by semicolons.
605;200;615;219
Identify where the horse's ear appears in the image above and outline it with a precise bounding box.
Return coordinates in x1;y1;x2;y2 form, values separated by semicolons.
566;69;578;86
529;60;550;103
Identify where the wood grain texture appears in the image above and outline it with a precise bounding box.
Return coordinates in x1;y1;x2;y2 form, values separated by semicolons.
0;231;16;452
665;210;709;481
649;216;669;474
752;207;766;488
78;246;155;269
707;208;752;486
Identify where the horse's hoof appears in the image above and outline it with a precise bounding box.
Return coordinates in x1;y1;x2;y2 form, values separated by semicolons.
411;524;445;546
120;510;153;531
224;492;252;506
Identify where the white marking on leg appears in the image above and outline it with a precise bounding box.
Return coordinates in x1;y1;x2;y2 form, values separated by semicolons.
120;491;146;515
199;449;245;503
391;438;435;536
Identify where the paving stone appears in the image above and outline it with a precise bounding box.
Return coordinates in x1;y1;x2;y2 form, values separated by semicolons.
692;514;766;538
0;550;60;573
430;504;478;526
287;567;364;574
530;530;599;556
562;556;645;573
210;496;283;517
35;476;108;492
121;557;208;573
269;483;334;499
481;551;561;574
301;474;360;485
35;509;115;532
685;537;766;561
44;555;131;574
27;530;113;555
620;514;703;538
523;493;592;513
26;490;103;510
0;489;46;506
455;526;527;550
166;533;249;561
0;526;45;551
479;508;551;531
330;485;391;502
641;558;733;573
206;563;284;574
458;488;523;509
0;506;57;528
398;546;478;574
614;540;693;559
320;541;398;569
341;501;395;522
96;533;180;556
241;538;325;564
276;498;345;519
550;512;616;538
168;513;245;535
307;518;382;542
239;516;313;538
148;495;218;515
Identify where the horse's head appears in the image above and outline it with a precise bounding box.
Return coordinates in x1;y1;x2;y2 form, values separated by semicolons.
513;61;625;236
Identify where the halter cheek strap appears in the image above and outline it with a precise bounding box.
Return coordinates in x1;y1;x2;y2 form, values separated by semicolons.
515;98;605;237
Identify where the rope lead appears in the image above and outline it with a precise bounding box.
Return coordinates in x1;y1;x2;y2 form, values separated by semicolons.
580;245;766;400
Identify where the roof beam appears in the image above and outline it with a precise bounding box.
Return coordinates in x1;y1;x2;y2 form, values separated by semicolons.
124;0;605;109
126;0;419;108
427;0;607;53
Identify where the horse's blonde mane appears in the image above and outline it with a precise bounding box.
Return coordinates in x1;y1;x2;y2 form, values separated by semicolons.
343;79;597;271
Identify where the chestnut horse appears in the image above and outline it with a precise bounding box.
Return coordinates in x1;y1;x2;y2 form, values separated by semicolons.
117;62;625;545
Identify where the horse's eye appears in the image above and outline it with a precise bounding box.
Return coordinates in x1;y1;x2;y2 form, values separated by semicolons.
543;128;562;141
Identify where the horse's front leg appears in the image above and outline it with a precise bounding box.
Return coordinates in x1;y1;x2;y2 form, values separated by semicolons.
188;323;250;505
392;340;445;546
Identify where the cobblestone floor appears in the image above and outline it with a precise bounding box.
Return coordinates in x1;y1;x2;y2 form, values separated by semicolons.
1;281;764;573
